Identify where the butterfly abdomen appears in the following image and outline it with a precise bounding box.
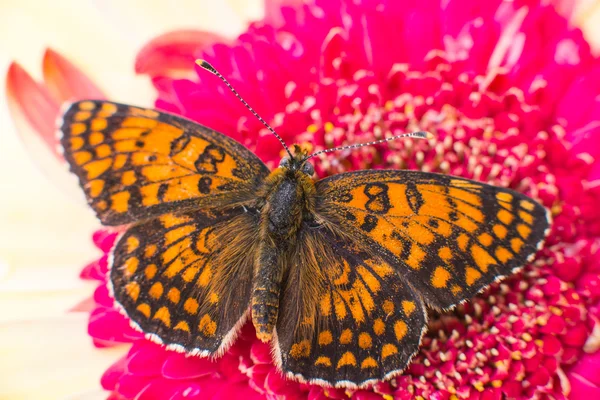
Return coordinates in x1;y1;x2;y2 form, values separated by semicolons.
251;167;317;341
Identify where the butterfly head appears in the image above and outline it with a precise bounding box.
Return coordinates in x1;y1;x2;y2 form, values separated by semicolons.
279;145;314;176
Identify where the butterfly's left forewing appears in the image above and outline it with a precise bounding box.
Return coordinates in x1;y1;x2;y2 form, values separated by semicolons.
315;170;551;310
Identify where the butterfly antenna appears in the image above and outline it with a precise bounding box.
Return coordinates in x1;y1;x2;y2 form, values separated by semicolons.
303;131;433;162
196;60;293;159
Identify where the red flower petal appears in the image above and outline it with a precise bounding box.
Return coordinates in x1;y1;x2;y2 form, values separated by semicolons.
162;352;219;379
5;62;60;154
135;30;230;77
42;48;105;103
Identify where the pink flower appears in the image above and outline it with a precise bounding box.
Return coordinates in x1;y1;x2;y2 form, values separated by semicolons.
7;0;600;399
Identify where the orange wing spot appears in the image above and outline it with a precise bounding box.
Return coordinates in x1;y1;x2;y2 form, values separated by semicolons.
88;180;105;198
448;187;482;207
471;244;496;273
333;260;351;285
209;292;219;304
382;300;395;315
361;357;378;369
318;331;333;346
478;233;493;247
182;266;199;282
136;303;151;318
431;266;451;288
320;292;332;316
165;225;195;246
496;192;513;203
114;139;140;153
122;117;158;129
382;344;398;359
167;288;180;304
340;329;353;344
70;137;84;150
74;111;91;121
73;151;92;165
493;224;508;239
144;245;157;258
113;154;128;170
141;165;190;182
145;264;157;279
110;191;130;213
70;122;87;136
290;340;311;359
129;107;160;118
123;257;139;276
160;214;192;228
84;159;112;179
336;352;357;369
125;282;140;301
367;261;394;278
174;321;190;332
153;306;171;327
95;144;112;158
519;210;533;225
394;320;408;341
333;293;347;320
451;285;462;294
140;184;159;206
101;103;118;114
198;314;217;336
164;239;193;269
112;127;148;140
315;356;332;367
402;300;416;316
457;233;469;251
465;267;482;286
373;318;385;335
184;298;199;314
511;238;524;253
126;236;139;253
90;118;107;131
197;266;212;287
96;200;108;211
520;200;535;211
406;245;426;270
121;170;137;186
517;224;531;239
438;246;452;261
356;266;381;292
89;132;104;146
149;282;164;299
407;222;435;245
358;332;372;349
495;247;513;263
455;214;479;233
497;209;514;225
78;101;96;111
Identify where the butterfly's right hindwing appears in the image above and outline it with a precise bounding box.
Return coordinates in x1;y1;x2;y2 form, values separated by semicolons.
110;208;260;355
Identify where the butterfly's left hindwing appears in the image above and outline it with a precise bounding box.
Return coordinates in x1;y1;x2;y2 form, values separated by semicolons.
275;229;427;387
315;170;550;310
60;101;269;225
110;208;259;355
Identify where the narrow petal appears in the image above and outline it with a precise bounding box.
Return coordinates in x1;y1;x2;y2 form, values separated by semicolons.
43;48;106;102
5;62;60;153
135;30;230;77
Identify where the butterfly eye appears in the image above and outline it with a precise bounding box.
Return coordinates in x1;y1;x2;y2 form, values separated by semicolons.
301;162;314;176
279;157;291;168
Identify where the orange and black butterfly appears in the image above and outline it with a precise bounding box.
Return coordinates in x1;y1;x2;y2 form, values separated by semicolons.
59;61;550;388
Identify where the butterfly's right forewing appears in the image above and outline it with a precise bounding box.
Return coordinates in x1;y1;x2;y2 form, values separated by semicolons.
60;100;269;225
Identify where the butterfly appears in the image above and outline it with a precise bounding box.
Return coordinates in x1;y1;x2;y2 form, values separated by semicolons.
59;60;550;389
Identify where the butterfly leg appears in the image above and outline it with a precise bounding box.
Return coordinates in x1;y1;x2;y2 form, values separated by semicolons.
252;240;284;342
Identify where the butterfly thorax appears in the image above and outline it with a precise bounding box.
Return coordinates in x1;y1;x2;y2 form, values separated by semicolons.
252;157;316;341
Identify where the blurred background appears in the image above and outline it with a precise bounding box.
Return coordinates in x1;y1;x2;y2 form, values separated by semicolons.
0;1;599;399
